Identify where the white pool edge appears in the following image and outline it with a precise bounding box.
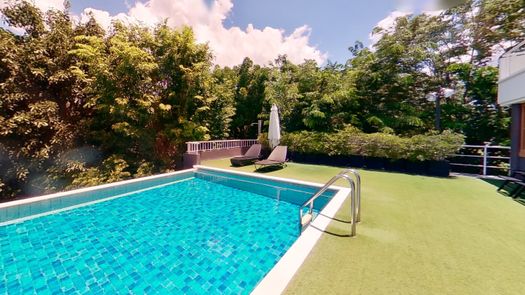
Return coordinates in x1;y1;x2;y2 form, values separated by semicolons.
253;185;348;295
1;165;352;294
0;169;194;209
0;177;194;226
194;165;351;295
193;165;347;191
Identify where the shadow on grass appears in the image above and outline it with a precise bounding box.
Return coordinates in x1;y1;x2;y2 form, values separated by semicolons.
310;224;352;238
253;165;285;173
319;212;352;224
515;198;525;206
307;213;355;238
481;178;505;189
480;178;525;206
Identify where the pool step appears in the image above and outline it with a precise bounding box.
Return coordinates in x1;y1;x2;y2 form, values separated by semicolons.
300;213;313;232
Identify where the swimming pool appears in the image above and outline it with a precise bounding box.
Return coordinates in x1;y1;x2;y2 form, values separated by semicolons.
0;167;346;294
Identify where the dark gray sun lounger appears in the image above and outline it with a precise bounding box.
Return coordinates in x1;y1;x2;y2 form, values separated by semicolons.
497;170;525;197
230;144;262;166
254;146;287;170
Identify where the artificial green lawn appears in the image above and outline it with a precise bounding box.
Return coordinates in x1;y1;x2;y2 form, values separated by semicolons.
202;159;525;295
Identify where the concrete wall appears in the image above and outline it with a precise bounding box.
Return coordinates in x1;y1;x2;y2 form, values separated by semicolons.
182;146;250;169
510;104;525;172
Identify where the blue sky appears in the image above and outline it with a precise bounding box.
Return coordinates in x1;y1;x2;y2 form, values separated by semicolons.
66;0;404;65
221;0;399;63
1;0;450;66
70;1;127;15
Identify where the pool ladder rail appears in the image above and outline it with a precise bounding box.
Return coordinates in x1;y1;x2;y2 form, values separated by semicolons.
299;169;361;236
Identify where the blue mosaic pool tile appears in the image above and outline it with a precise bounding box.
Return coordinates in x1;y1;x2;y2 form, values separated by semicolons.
0;178;307;294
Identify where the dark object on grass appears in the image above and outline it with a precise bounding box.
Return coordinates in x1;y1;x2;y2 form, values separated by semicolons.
254;146;287;170
497;170;525;197
230;144;262;167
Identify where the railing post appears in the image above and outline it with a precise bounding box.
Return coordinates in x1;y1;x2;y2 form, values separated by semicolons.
482;142;489;176
349;179;357;237
508;149;512;176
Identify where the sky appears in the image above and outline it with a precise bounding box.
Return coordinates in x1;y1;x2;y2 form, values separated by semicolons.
1;0;450;66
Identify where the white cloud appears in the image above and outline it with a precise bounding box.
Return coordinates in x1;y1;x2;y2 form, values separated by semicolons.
0;0;64;34
0;0;64;11
422;10;443;17
31;0;64;11
79;8;134;29
1;0;325;66
369;10;412;46
368;8;445;48
77;0;326;67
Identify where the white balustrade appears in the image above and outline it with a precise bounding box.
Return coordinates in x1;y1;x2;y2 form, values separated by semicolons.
449;144;511;176
186;139;258;154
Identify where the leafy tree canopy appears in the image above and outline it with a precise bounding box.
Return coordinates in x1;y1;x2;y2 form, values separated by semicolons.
0;0;522;199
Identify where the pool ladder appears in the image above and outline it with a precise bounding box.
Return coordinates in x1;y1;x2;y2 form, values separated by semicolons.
299;169;361;236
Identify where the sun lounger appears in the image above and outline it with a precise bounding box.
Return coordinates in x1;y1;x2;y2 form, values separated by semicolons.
254;146;287;170
230;144;262;166
497;170;525;197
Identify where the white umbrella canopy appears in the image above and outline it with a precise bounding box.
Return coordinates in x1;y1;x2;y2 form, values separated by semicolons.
268;104;281;149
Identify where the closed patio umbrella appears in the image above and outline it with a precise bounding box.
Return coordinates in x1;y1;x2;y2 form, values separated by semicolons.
268;104;281;149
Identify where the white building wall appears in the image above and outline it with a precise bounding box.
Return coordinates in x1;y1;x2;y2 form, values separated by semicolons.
498;52;525;106
499;53;525;80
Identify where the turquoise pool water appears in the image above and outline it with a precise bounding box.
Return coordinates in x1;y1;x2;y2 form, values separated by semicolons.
0;172;333;294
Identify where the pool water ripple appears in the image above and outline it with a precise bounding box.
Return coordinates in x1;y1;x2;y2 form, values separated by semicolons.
0;178;300;294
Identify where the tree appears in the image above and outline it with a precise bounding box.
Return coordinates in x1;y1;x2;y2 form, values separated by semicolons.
230;57;268;138
0;0;521;199
0;2;84;197
206;66;236;139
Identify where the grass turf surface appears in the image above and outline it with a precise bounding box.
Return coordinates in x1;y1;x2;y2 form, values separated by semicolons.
202;159;525;295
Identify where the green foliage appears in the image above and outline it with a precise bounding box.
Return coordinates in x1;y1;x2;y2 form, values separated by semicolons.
0;1;233;198
0;0;520;199
207;67;236;139
449;65;509;143
407;130;466;161
275;131;330;154
0;2;82;197
69;155;132;188
265;57;357;132
280;129;465;161
230;58;268;138
135;161;155;177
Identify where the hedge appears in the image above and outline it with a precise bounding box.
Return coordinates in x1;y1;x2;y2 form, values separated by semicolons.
259;127;465;162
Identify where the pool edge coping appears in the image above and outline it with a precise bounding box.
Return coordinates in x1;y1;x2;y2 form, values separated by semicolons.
193;165;347;191
0;169;195;209
194;165;351;295
2;165;352;294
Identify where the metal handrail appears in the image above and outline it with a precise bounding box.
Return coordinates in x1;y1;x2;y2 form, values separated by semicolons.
339;169;361;222
299;169;361;236
448;144;511;176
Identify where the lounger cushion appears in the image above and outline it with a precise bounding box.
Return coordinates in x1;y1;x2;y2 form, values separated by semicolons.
230;156;258;167
229;144;262;167
254;146;287;170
